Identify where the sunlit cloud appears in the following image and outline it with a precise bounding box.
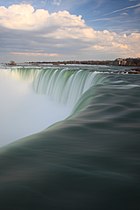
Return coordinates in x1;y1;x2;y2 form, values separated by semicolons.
11;52;59;57
0;3;139;62
0;4;49;30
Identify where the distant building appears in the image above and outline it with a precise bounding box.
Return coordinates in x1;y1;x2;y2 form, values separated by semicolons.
114;58;127;66
114;58;140;66
8;61;17;66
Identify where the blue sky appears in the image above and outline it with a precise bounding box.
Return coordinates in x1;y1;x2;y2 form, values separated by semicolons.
0;0;140;62
1;0;140;32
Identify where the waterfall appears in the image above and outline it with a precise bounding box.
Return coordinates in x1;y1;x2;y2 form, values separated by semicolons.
10;67;107;108
0;67;106;146
11;67;108;114
27;68;105;105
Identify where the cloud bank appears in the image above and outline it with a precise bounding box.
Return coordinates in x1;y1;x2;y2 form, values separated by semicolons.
0;3;140;62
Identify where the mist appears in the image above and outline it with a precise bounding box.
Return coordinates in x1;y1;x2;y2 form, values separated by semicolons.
0;70;71;147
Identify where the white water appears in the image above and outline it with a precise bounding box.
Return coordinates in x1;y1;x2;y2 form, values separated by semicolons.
0;70;71;147
0;67;104;147
33;69;102;105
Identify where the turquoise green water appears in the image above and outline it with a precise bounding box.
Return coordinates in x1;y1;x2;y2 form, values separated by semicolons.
0;66;140;209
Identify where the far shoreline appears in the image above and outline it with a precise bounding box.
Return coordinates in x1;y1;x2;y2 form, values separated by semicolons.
2;57;140;67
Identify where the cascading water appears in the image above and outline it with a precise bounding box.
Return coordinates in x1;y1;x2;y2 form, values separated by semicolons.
31;68;105;105
0;67;106;146
11;67;106;106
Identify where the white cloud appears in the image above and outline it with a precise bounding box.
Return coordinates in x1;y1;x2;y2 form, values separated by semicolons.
49;10;85;27
0;4;49;30
52;0;62;6
11;51;59;57
102;3;140;16
0;3;139;61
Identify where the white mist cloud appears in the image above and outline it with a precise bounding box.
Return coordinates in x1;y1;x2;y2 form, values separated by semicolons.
0;3;139;61
0;70;71;146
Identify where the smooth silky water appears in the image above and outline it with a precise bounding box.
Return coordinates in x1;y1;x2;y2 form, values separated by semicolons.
0;68;71;146
0;65;140;210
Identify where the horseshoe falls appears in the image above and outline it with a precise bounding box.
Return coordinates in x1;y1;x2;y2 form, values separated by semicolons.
0;68;104;146
0;66;140;210
0;69;71;146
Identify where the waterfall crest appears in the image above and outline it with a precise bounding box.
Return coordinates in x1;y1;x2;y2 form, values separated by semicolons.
33;69;105;105
12;68;106;105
